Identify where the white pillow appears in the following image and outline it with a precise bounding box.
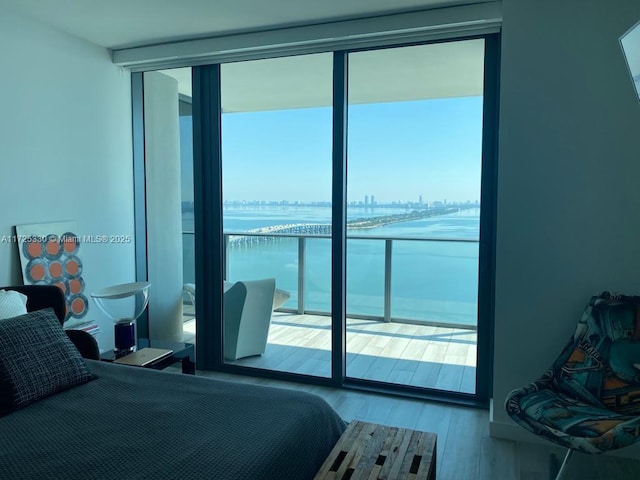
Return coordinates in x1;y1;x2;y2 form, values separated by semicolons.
0;289;28;320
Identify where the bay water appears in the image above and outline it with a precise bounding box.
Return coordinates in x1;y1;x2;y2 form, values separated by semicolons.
182;207;479;326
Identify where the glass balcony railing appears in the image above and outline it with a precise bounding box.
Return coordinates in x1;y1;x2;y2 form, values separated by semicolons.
182;231;479;329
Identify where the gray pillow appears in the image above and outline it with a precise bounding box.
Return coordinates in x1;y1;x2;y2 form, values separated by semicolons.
0;308;93;414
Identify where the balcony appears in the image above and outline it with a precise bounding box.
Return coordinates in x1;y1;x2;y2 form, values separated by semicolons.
182;230;478;393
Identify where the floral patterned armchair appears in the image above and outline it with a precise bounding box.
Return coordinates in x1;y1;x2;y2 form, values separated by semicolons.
506;292;640;478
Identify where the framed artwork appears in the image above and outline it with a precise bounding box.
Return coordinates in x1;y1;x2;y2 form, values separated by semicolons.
15;221;88;323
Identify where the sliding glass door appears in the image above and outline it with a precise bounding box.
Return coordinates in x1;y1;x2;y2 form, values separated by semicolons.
345;40;485;394
219;54;334;377
136;33;498;403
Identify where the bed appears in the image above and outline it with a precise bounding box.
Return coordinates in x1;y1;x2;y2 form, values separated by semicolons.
0;286;346;480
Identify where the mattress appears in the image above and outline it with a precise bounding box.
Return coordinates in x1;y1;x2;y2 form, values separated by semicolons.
0;360;346;480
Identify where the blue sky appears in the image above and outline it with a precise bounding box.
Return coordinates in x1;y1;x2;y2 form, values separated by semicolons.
180;96;483;204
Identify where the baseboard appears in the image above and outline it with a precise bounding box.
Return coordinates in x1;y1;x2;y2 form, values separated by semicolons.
489;399;640;460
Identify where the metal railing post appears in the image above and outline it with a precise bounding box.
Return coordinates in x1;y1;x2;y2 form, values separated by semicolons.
224;234;229;281
298;237;306;314
384;239;392;322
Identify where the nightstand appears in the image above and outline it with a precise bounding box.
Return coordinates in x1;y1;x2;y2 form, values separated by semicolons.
101;338;195;374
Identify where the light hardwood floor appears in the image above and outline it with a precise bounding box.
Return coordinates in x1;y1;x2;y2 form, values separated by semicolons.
183;311;477;393
192;369;640;480
182;310;640;479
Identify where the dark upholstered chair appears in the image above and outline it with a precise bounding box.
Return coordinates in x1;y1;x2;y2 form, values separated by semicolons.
4;285;100;360
506;292;640;479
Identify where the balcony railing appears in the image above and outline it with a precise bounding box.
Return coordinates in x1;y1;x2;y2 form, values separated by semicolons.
182;231;479;330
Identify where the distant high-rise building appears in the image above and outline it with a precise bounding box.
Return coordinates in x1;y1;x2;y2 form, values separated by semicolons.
419;195;423;205
364;195;369;206
371;195;375;205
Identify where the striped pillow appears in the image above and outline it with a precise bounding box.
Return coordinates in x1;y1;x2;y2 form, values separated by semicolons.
0;289;27;320
0;309;93;413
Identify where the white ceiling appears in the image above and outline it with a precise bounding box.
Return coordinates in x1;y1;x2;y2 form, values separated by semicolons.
160;39;485;111
4;0;477;49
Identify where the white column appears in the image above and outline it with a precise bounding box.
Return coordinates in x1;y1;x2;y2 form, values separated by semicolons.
143;71;184;342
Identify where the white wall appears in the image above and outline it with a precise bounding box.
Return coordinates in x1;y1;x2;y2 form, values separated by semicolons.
0;8;135;350
492;0;640;445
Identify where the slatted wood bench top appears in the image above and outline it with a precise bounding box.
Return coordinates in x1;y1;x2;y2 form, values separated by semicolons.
315;420;437;480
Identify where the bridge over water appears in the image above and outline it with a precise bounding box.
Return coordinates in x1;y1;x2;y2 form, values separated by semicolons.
226;207;461;246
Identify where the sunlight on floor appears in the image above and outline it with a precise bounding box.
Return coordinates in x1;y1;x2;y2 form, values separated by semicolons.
182;313;476;367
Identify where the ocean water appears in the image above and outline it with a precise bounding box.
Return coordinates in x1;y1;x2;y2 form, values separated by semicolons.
182;207;479;326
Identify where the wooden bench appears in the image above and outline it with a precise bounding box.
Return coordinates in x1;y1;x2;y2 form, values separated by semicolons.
315;420;437;480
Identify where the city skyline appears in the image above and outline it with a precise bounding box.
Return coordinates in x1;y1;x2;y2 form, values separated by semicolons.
182;197;480;210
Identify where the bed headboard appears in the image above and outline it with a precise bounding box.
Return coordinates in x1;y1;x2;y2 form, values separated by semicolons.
3;285;66;325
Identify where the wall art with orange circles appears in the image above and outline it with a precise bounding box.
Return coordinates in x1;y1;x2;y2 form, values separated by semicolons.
15;222;89;323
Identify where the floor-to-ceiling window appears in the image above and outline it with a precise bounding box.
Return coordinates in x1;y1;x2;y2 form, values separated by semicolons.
136;68;194;343
345;40;484;393
136;33;498;404
146;68;197;343
219;53;334;377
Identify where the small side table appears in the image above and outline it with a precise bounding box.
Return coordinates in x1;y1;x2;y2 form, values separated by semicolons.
101;338;195;375
315;421;437;479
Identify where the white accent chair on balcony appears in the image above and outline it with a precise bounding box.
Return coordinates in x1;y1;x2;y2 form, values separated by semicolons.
183;281;290;312
183;279;287;360
223;278;275;360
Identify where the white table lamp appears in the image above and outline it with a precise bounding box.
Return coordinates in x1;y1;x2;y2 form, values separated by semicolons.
91;282;151;355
